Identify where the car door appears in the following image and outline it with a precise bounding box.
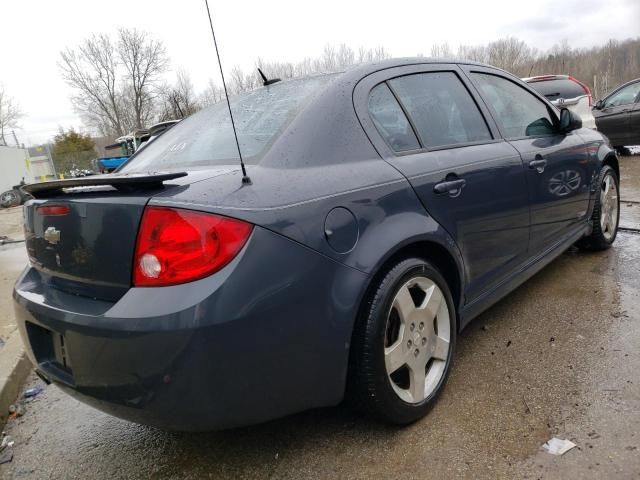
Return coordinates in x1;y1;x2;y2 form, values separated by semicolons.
593;80;640;146
354;64;530;302
630;91;640;145
464;66;593;254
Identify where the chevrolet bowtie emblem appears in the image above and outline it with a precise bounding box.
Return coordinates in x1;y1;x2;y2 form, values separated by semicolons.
44;226;61;245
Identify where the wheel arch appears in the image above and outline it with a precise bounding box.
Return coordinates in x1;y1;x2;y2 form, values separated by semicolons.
603;152;619;179
354;237;465;335
344;236;465;405
597;142;619;177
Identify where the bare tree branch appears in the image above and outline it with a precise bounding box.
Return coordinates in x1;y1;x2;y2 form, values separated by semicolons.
59;29;168;136
0;85;23;146
59;34;127;136
158;70;200;121
118;28;169;129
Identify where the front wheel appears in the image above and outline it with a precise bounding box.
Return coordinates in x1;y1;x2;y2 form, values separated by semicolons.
577;165;619;250
348;258;456;425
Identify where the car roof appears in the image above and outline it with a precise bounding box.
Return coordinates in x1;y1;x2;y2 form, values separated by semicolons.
261;57;506;95
338;56;496;82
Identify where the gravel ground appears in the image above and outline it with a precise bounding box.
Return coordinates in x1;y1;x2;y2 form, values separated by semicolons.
0;207;24;242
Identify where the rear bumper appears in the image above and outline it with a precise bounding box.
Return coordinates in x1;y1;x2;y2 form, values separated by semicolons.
13;226;368;431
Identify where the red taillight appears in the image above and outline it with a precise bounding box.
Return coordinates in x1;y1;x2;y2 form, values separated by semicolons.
37;205;70;216
133;206;252;287
569;76;592;107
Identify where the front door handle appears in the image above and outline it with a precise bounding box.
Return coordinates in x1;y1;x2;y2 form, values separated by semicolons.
434;178;466;196
529;158;547;173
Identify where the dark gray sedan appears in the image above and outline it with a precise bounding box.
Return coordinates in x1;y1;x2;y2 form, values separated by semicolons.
14;58;620;430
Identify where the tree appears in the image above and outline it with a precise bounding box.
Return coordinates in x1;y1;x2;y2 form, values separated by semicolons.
0;85;24;146
228;66;260;95
59;29;168;137
200;79;226;107
118;28;169;129
430;42;452;58
485;37;536;76
59;34;125;136
51;129;97;174
158;70;200;121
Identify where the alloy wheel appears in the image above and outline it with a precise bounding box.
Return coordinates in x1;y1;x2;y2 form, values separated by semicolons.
384;277;451;404
600;173;619;242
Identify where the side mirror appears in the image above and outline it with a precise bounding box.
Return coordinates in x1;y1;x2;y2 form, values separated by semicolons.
594;99;604;110
559;108;582;133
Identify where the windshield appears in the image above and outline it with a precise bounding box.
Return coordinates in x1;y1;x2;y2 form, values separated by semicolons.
120;75;334;172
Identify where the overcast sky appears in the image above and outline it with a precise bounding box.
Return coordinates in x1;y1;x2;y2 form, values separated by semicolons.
2;0;639;146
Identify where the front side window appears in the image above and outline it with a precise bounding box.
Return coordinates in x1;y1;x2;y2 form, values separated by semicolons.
388;72;492;148
368;83;420;152
472;73;556;138
604;82;640;108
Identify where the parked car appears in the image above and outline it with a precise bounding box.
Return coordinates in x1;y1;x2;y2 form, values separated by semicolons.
14;59;620;431
523;75;596;129
593;78;640;153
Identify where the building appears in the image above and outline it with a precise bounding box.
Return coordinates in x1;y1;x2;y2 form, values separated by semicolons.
0;145;55;192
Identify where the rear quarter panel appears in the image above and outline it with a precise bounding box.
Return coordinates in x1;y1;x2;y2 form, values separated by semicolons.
576;128;616;216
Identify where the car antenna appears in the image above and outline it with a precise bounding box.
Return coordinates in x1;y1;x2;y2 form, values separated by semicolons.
257;67;281;86
204;0;251;185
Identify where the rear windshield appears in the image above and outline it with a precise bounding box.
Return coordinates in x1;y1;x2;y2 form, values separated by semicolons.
120;75;334;172
527;78;585;101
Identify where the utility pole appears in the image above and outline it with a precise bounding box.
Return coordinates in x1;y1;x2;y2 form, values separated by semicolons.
44;143;57;179
11;130;20;148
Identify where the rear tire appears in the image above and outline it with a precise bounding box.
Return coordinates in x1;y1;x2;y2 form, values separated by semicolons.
347;258;456;425
0;190;20;208
577;165;619;251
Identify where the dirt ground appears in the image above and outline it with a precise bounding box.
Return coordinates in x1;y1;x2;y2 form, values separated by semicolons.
0;207;27;341
0;207;24;242
0;156;639;479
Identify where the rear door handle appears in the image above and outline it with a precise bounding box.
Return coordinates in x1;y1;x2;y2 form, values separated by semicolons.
529;158;547;173
434;178;466;196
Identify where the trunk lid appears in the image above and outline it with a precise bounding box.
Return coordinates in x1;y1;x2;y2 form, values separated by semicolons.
22;169;234;301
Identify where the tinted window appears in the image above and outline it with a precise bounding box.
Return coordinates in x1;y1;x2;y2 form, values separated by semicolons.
368;83;420;152
388;72;492;148
527;78;585;101
473;73;556;138
121;75;333;172
604;82;640;108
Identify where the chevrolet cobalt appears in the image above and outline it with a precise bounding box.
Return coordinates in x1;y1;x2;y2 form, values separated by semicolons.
14;59;620;430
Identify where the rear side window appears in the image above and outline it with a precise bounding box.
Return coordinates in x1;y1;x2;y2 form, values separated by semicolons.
388;72;492;149
120;75;333;172
368;83;420;152
472;73;556;138
604;82;640;108
528;78;585;101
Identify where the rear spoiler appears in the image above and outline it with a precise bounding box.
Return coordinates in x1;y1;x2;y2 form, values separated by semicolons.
22;172;188;197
